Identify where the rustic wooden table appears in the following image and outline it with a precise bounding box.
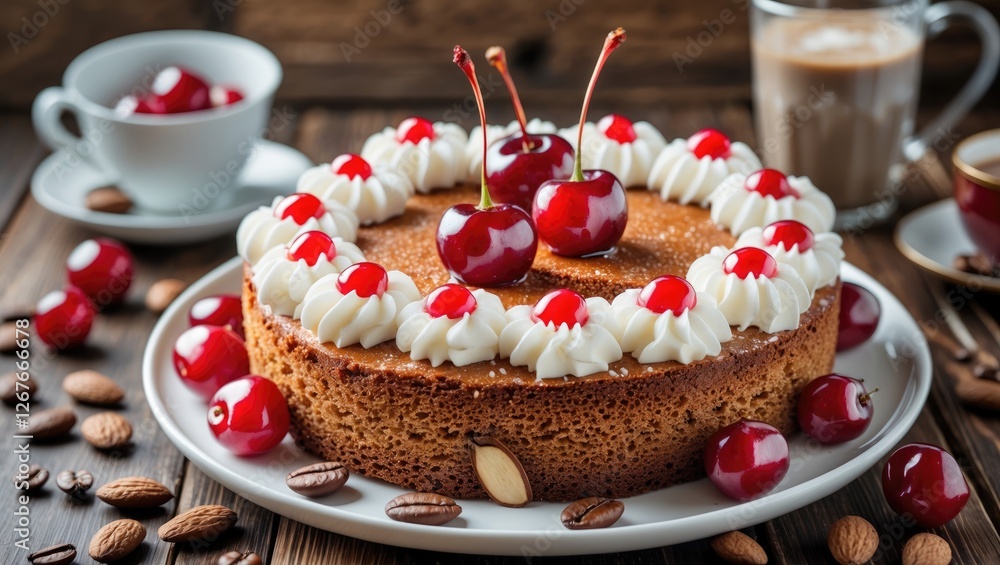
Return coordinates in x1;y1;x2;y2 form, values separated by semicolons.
3;103;1000;564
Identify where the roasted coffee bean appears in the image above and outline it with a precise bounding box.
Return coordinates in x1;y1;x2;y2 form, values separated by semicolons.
385;492;462;526
27;543;76;565
85;186;133;214
15;464;49;491
0;371;35;406
218;550;263;565
285;462;349;497
560;497;625;530
56;469;94;496
24;407;76;440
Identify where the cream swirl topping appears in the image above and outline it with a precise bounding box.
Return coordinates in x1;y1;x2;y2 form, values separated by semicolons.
708;173;836;235
647;138;762;206
395;289;507;367
236;196;359;265
499;298;623;379
299;270;420;348
360;121;468;193
465;119;559;182
558;121;667;187
253;240;366;318
686;247;812;333
611;290;732;363
296;163;414;226
735;227;844;294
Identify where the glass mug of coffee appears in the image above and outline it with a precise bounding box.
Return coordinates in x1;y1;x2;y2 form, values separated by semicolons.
751;0;1000;229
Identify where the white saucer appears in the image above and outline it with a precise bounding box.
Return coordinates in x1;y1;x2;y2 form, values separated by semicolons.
894;198;1000;293
30;140;313;245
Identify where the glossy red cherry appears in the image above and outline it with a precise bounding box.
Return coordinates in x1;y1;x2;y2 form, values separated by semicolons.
638;275;698;315
797;374;875;444
172;324;250;400
687;128;733;160
532;289;589;328
209;85;244;107
331;153;373;181
532;29;628;258
34;287;96;349
188;294;244;338
114;95;167;116
486;133;575;212
723;247;778;279
151;66;211;113
597;114;637;144
274;193;325;225
763;220;815;253
437;46;538;287
208;375;290;455
336;262;388;298
745;169;799;200
425;284;477;319
882;443;970;528
704;419;789;501
396;117;436;144
837;283;880;351
286;231;336;267
66;238;134;307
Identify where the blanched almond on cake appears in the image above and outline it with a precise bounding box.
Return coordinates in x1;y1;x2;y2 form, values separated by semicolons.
469;436;532;508
63;370;125;406
158;504;237;543
96;476;173;508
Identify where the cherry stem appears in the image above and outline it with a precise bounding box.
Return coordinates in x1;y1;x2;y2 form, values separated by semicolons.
454;45;494;209
572;28;626;182
487;46;533;152
859;387;880;406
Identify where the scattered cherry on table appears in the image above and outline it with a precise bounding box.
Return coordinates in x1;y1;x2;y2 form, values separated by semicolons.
703;419;789;501
208;375;290;456
531;289;589;328
66;237;134;307
188;294;244;338
172;324;250;400
837;282;881;351
34;287;96;350
882;442;970;528
797;373;876;444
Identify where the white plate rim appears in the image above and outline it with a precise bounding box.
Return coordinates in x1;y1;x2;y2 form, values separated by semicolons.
142;257;931;556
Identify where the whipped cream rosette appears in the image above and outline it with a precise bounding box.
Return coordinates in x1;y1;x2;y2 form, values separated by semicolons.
734;220;844;295
708;169;836;235
252;231;365;318
499;290;623;379
395;285;507;367
236;193;359;265
558;115;667;187
611;276;732;364
360;117;468;193
465;118;559;182
647;130;762;206
686;246;811;333
296;154;414;226
299;262;420;349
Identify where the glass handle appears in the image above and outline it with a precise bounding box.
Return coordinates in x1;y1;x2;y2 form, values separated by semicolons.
904;1;1000;161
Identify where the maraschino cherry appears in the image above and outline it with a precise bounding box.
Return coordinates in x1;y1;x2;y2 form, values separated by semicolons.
745;169;799;200
704;419;789;501
723;247;778;279
66;238;134;308
35;287;96;350
396;117;436;144
532;289;589;328
597;114;638;144
425;284;477;319
484;46;574;211
882;443;970;528
286;231;336;267
151;66;211;113
336;262;389;298
172;324;250;400
209;375;290;456
274;193;325;225
688;128;732;160
837;282;880;351
189;294;244;338
331;154;373;181
114;95;167;116
638;275;697;316
797;374;876;444
435;46;538;287
209;85;244;108
762;220;814;252
532;29;628;258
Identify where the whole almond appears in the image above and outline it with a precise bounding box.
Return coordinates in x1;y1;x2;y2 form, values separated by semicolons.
560;497;625;530
86;186;133;214
89;519;145;563
96;476;173;508
828;515;878;565
0;371;36;405
25;407;76;440
158;504;238;543
63;370;125;406
0;321;17;353
146;279;187;314
902;533;952;565
469;436;532;507
711;531;768;565
81;412;132;450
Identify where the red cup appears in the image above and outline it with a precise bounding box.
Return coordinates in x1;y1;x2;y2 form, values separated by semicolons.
953;129;1000;265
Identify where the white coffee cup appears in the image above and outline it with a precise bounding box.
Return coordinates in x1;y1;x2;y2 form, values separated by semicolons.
32;30;282;213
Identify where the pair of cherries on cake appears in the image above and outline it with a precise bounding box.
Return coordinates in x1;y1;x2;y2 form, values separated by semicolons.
115;66;244;117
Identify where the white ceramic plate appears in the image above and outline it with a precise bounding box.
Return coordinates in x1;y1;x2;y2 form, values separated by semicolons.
143;258;931;556
895;198;1000;293
31;141;312;245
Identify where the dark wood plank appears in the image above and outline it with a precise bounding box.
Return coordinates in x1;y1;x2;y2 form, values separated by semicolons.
0;114;44;234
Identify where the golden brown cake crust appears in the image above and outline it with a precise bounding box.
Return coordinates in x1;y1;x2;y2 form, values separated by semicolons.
241;188;841;501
